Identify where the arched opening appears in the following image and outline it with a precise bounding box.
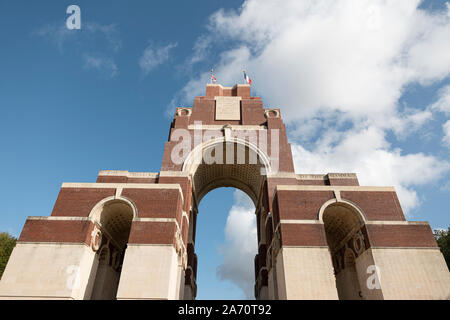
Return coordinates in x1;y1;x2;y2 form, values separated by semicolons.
88;199;134;300
183;138;270;300
321;202;368;300
184;138;270;207
194;188;257;299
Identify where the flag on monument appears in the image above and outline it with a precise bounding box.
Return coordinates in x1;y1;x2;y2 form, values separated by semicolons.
243;70;252;85
211;69;216;84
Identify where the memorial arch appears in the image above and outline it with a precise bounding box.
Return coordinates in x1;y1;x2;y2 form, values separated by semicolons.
0;83;448;300
183;137;271;206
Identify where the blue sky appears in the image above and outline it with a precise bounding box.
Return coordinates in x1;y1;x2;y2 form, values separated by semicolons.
0;0;449;300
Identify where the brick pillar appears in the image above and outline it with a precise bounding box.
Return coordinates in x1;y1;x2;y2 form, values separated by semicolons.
116;186;187;300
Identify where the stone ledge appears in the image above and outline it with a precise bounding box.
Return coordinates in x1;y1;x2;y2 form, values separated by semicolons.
61;183;183;201
276;185;395;192
98;170;159;178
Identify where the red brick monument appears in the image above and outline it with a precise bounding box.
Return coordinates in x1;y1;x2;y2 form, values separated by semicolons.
0;84;448;300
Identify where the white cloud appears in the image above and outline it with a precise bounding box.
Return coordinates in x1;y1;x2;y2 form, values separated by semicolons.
35;22;121;52
173;0;450;213
216;190;257;299
431;85;450;115
84;23;122;52
139;42;178;74
179;1;450;297
179;0;450;124
442;120;450;147
34;24;75;52
292;127;450;213
35;22;121;76
189;35;212;66
83;54;118;78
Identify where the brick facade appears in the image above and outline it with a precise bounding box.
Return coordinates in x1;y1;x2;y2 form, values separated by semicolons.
9;83;442;300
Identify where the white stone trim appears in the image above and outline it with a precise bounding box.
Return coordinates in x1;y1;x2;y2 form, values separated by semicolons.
124;243;173;247
88;196;138;220
365;221;430;225
176;108;192;117
268;172;359;180
133;218;179;223
279;219;323;224
295;174;325;180
27;217;91;221
206;83;250;90
16;241;90;247
159;171;189;177
327;173;358;179
266;172;297;179
276;185;395;192
182;211;189;223
0;295;75;300
62;182;180;190
98;171;159;178
318;198;367;223
370;246;441;250
264;109;280;119
62;183;184;203
187;124;267;130
281;245;329;248
98;170;129;176
334;190;342;201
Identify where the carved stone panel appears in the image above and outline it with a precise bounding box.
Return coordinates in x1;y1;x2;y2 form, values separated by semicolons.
215;96;241;120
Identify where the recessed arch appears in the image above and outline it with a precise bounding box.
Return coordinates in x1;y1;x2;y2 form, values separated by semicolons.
183;137;272;175
89;196;138;223
320;200;370;300
183;138;271;207
318;198;367;224
88;197;136;300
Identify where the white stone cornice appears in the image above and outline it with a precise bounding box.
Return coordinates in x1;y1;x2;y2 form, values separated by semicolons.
275;185;395;192
61;183;184;203
98;170;159;178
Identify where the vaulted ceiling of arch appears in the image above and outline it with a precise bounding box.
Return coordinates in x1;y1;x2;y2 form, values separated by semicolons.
323;204;361;251
100;201;134;248
192;142;265;206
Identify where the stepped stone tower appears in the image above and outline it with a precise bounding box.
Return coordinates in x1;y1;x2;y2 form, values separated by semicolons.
0;84;449;300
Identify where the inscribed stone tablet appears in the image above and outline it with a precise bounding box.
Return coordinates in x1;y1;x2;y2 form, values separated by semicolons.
215;96;241;120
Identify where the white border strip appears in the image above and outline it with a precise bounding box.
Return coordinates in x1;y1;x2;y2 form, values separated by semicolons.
98;170;159;178
61;183;184;202
187;124;267;130
276;185;395;192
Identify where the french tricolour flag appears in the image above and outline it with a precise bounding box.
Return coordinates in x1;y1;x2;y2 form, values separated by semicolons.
243;70;252;85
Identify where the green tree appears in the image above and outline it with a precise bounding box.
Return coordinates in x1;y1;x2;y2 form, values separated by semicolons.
434;228;450;270
0;232;17;280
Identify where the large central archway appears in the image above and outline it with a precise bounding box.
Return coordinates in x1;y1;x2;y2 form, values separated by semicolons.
182;138;271;299
183;136;272;207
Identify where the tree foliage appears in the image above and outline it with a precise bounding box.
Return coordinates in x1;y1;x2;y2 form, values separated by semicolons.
0;232;17;280
434;228;450;270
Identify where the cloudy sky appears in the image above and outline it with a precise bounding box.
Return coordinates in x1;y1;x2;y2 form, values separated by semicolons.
0;0;449;299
